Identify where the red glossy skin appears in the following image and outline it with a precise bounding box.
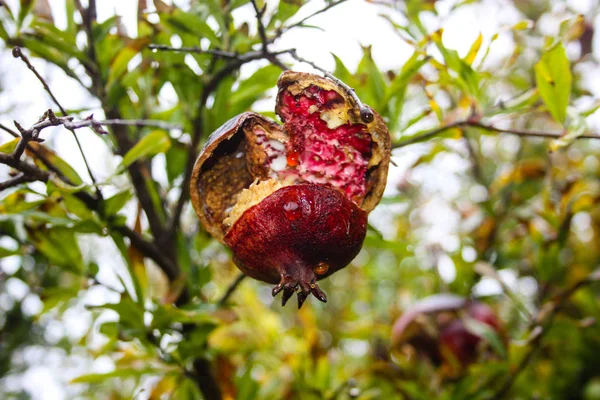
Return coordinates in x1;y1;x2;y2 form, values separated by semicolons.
440;320;481;366
440;303;502;368
224;184;367;308
467;302;501;330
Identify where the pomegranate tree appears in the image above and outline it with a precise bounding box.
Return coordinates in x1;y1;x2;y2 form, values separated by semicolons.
190;71;391;308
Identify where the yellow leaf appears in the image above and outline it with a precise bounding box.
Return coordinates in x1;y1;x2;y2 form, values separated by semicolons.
465;33;483;65
127;203;148;301
512;20;533;31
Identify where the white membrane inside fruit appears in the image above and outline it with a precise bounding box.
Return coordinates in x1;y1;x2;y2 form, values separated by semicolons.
278;86;372;203
252;126;289;175
224;178;286;227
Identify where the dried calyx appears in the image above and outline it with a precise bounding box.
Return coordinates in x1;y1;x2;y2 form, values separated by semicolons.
190;71;390;308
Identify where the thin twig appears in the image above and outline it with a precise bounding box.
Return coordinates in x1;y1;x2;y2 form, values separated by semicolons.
12;46;100;187
249;0;289;70
8;109;181;163
1;121;87;186
0;152;50;183
393;120;600;148
250;0;268;53
218;274;246;306
148;44;240;58
0;123;19;138
288;49;374;123
69;118;182;130
12;47;66;115
462;130;486;185
0;173;35;191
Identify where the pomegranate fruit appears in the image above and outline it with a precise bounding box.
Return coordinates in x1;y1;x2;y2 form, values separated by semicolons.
190;71;391;308
391;295;504;375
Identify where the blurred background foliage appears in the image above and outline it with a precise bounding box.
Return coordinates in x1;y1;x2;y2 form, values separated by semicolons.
0;0;600;399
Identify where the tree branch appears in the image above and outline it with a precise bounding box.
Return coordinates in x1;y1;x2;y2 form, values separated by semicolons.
7;109;180;162
218;274;246;306
12;46;100;188
112;225;178;281
0;173;37;191
148;44;240;58
393;119;600;148
250;0;269;53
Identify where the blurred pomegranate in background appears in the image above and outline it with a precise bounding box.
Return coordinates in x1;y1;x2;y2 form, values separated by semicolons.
391;294;505;377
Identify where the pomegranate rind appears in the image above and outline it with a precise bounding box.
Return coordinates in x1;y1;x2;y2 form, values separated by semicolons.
223;184;368;285
190;112;283;243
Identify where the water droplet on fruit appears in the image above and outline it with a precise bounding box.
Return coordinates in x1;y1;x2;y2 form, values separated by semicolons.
287;150;300;167
283;201;301;220
313;262;329;275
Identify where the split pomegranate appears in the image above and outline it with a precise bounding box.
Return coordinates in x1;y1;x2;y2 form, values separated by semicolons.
190;71;390;308
391;295;504;375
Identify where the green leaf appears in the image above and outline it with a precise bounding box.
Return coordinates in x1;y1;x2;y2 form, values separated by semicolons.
356;47;386;108
431;30;481;99
489;89;539;116
236;364;260;400
0;138;19;154
107;47;138;87
103;190;133;216
20;36;71;71
550;113;586;151
0;15;10;40
18;0;34;28
0;247;19;258
89;295;145;332
383;53;429;105
463;317;506;358
464;33;483;65
512;20;533;30
534;43;571;124
27;142;83;185
65;0;76;36
164;10;219;45
92;16;118;42
228;65;282;115
332;54;358;87
70;368;170;384
165;143;188;184
120;130;172;169
28;19;86;61
269;0;304;28
62;194;97;221
26;226;83;273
